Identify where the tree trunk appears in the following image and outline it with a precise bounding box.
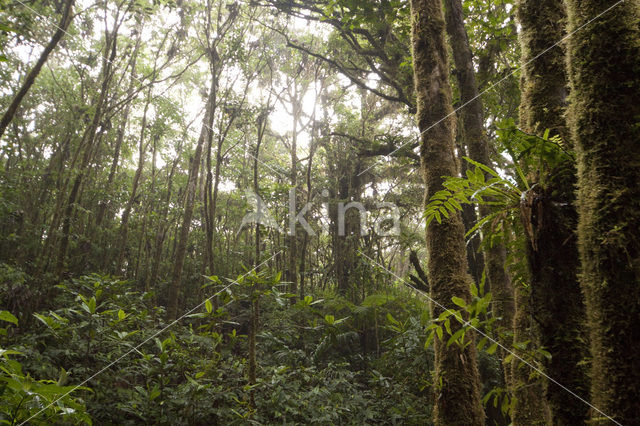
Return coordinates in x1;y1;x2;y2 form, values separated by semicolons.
298;119;317;299
56;28;118;275
0;0;75;139
516;0;589;424
286;92;300;300
410;0;484;424
116;88;152;273
510;281;551;425
149;137;184;292
443;0;515;398
564;1;640;423
95;31;142;230
204;59;220;276
166;79;216;320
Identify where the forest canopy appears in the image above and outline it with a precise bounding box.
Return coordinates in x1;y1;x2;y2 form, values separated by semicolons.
0;0;638;424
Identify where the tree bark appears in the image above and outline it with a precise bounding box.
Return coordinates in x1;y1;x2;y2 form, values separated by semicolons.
516;0;589;424
443;0;515;397
564;1;640;423
149;135;185;293
0;0;75;140
286;88;300;300
95;30;142;230
410;0;484;423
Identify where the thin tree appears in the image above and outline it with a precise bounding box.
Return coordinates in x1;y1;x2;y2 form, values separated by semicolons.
0;0;75;139
166;2;238;320
166;79;215;320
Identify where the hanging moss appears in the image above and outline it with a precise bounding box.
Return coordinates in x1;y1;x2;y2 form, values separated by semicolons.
516;0;590;424
410;0;485;424
564;0;640;423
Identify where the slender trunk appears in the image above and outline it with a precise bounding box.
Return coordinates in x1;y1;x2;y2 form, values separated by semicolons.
287;95;299;300
410;0;484;423
516;0;589;424
564;1;640;423
96;33;142;229
0;0;75;139
166;79;216;320
298;122;316;299
248;293;258;410
253;112;268;266
204;64;219;275
116;89;152;273
443;2;515;396
149;138;184;292
56;29;117;275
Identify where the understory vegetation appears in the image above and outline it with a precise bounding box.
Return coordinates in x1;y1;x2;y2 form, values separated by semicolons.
1;0;638;424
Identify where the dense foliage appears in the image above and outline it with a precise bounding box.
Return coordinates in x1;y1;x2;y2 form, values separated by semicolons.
1;0;638;424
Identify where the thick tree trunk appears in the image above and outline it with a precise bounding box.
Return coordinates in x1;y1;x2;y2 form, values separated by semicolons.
410;0;484;424
516;0;589;424
0;0;75;140
564;1;640;423
510;284;551;425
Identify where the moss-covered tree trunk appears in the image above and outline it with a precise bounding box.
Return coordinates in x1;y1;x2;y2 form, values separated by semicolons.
510;284;551;425
444;0;515;390
410;0;484;423
515;0;590;424
564;1;640;423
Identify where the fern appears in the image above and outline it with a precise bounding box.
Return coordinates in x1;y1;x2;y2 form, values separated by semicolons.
424;156;520;229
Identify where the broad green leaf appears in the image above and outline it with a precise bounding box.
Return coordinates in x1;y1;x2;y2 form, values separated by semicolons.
451;297;466;308
0;311;18;326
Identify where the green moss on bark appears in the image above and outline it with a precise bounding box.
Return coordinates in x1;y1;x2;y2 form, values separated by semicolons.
410;0;484;424
511;281;551;426
564;1;640;423
444;0;515;357
516;0;590;424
